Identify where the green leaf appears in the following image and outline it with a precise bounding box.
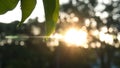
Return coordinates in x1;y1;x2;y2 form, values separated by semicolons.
43;0;59;36
0;0;19;14
18;0;36;27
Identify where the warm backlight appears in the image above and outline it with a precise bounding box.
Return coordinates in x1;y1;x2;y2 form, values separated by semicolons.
63;28;88;47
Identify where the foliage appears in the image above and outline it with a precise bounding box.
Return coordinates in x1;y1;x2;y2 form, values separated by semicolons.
0;0;19;14
18;0;36;27
58;0;120;68
0;0;59;36
43;0;59;36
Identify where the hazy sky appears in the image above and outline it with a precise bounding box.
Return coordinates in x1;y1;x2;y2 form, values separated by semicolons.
0;0;69;23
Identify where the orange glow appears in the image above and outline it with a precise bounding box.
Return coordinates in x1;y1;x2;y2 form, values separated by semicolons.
63;28;88;47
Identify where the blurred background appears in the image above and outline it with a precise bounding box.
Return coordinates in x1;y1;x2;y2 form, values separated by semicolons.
0;0;120;68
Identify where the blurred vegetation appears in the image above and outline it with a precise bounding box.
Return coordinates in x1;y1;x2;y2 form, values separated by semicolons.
58;0;120;68
0;0;120;68
0;0;59;36
0;18;95;68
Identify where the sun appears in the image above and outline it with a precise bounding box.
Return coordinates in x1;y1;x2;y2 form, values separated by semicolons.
63;28;88;47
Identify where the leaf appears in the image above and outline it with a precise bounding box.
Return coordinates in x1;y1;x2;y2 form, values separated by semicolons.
18;0;36;27
0;0;19;14
43;0;59;36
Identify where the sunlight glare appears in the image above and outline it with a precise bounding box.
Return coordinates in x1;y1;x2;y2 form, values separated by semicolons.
99;32;114;45
96;42;101;48
90;29;99;37
117;32;120;42
31;26;41;35
85;19;90;27
63;28;88;47
91;18;97;28
100;26;108;33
